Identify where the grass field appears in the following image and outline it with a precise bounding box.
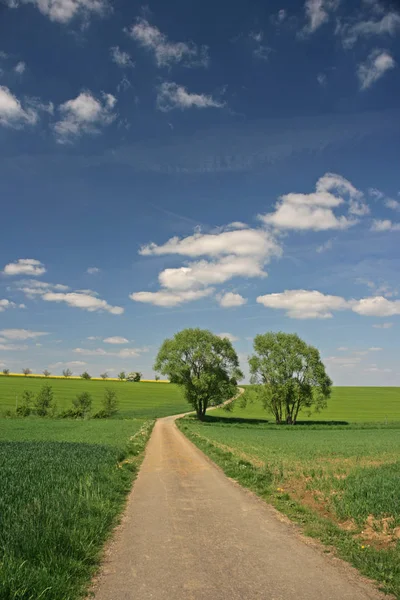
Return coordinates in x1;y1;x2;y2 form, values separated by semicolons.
179;416;400;597
0;377;187;418
212;386;400;423
0;418;153;600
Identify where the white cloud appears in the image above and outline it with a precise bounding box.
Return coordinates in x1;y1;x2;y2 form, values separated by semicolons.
338;11;400;48
369;346;383;351
87;336;101;340
257;289;350;319
110;46;134;68
337;346;348;351
87;266;101;274
303;0;339;33
316;239;333;253
370;219;400;231
317;73;327;86
126;18;209;68
217;292;247;308
157;82;224;112
130;288;214;307
352;296;400;317
3;258;46;276
49;360;87;369
364;367;392;373
358;50;395;90
385;198;400;211
74;346;147;358
42;291;124;315
369;187;400;211
0;299;24;312
249;31;272;61
54;91;117;143
0;343;28;351
0;329;48;340
260;172;365;231
103;336;129;344
14;61;26;74
325;355;362;367
216;332;239;342
0;86;38;128
7;0;108;24
373;322;393;329
14;279;69;297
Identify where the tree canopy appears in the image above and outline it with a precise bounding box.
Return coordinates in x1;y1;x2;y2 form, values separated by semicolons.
154;328;243;419
249;332;332;425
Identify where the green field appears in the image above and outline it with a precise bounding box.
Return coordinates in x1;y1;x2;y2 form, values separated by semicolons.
0;377;187;418
0;418;153;600
212;386;400;423
179;416;400;597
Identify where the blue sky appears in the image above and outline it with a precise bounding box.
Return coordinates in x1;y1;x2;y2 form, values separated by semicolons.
0;0;399;384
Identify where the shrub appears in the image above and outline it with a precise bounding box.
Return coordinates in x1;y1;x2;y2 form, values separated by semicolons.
43;369;51;377
100;372;108;380
22;368;31;376
62;368;72;378
80;371;91;380
127;372;141;382
155;374;160;381
72;392;92;417
102;388;118;417
2;368;10;376
34;385;56;417
16;390;35;417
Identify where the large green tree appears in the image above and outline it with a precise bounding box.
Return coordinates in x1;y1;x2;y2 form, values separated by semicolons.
249;332;332;425
154;328;243;420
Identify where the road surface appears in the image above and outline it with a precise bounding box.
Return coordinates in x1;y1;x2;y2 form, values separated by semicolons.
93;414;388;600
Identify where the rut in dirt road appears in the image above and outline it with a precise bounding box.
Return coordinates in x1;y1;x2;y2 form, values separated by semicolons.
93;414;389;600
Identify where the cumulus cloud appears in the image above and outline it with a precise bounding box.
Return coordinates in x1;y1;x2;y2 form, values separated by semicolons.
0;329;48;340
249;31;272;61
0;299;25;312
3;259;46;276
216;332;239;342
352;296;400;317
257;289;350;319
303;0;339;34
157;82;224;112
126;18;209;68
0;343;28;351
110;46;134;68
369;187;400;211
358;50;395;90
338;11;400;48
14;61;26;74
370;219;400;231
14;279;69;297
6;0;108;24
130;288;214;307
87;267;101;274
260;172;366;230
103;336;129;344
0;86;38;128
49;360;87;370
217;292;247;307
373;322;393;329
42;291;124;315
54;91;117;143
74;346;147;358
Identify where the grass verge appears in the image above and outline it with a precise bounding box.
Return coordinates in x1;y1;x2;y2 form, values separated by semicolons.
178;417;400;598
0;419;154;600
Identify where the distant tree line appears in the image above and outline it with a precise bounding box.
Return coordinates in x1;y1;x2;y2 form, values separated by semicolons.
2;368;143;381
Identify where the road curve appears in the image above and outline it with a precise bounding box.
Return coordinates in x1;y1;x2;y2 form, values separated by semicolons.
92;412;388;600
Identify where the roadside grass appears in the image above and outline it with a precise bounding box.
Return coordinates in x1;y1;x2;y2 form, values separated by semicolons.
212;386;400;423
0;378;186;418
178;417;400;597
0;418;154;600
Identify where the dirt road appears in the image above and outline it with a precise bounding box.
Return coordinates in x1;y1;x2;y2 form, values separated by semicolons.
93;414;388;600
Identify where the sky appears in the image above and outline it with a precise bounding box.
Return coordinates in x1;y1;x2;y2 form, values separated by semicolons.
0;0;399;384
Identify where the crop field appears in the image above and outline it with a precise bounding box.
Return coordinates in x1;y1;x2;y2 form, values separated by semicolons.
0;418;153;600
0;376;187;418
212;386;400;423
179;416;400;597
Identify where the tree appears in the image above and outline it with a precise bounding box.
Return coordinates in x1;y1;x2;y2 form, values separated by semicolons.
154;374;160;381
100;372;108;380
102;388;118;416
126;372;141;382
118;371;126;381
34;384;56;417
62;368;72;378
2;369;9;376
249;332;332;425
72;392;92;417
81;371;91;380
22;368;31;376
134;372;142;382
43;369;51;377
154;328;243;420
